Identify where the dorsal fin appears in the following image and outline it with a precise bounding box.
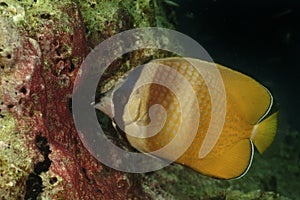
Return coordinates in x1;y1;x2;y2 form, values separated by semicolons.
153;57;272;124
217;64;272;124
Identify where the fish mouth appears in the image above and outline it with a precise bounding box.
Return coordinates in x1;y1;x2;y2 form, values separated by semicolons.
93;90;115;119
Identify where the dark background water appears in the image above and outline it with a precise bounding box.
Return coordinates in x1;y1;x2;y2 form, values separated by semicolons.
173;0;300;132
170;1;300;198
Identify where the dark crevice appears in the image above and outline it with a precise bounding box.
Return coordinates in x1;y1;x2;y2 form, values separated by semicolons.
20;87;27;94
55;48;62;57
90;3;96;8
35;135;51;157
0;2;8;7
68;61;75;72
29;109;34;117
24;174;43;200
34;158;51;174
40;13;51;19
25;135;52;200
7;104;14;109
67;97;72;113
82;167;91;182
49;177;57;185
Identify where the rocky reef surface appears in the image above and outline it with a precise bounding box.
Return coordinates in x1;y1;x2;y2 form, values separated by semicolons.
0;0;172;199
0;0;298;199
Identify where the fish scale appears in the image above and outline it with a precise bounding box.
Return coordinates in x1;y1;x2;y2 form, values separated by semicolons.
125;59;214;158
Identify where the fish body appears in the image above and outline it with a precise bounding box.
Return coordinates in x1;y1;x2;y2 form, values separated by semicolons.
96;57;277;179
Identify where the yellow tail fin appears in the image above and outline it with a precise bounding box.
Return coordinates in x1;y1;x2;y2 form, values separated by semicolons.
251;112;278;154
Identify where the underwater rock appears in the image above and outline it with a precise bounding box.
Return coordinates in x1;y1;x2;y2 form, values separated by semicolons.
0;0;173;199
142;162;293;200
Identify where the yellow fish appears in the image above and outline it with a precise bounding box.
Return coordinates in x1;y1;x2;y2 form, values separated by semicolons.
95;57;277;179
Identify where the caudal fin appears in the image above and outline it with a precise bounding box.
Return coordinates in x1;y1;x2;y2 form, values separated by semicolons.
251;112;278;154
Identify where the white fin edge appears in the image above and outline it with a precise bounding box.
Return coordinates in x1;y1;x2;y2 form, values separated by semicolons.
231;139;254;180
251;85;273;140
256;85;273;124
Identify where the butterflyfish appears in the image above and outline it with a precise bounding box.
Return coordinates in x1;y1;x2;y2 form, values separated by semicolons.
95;57;278;179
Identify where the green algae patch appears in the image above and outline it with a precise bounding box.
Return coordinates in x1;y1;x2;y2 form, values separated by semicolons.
0;0;25;25
0;113;34;200
78;0;174;46
121;0;174;28
79;0;122;33
19;0;75;37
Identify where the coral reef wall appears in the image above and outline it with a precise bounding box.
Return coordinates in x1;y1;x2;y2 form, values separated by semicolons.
0;0;173;199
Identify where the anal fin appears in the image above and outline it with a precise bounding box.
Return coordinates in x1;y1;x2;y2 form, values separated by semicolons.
197;139;254;179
